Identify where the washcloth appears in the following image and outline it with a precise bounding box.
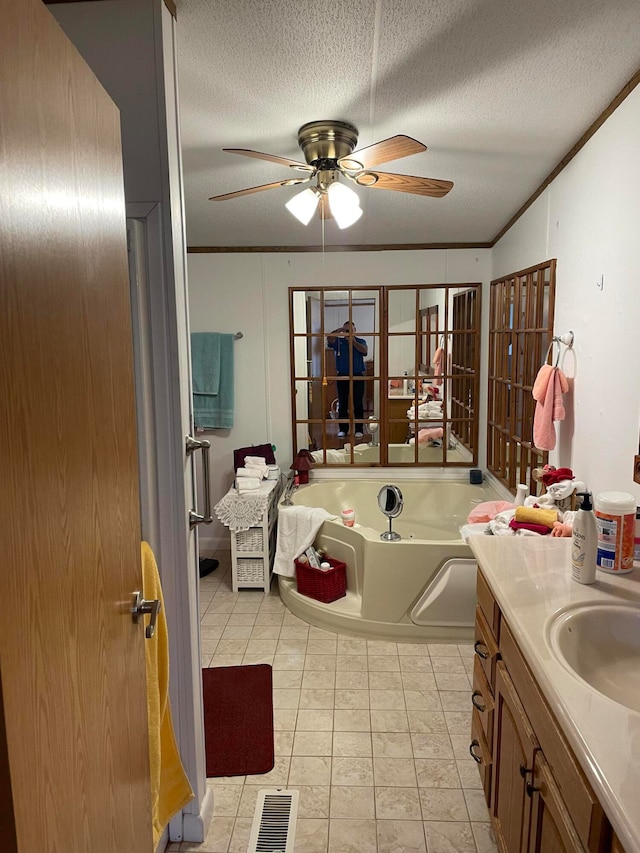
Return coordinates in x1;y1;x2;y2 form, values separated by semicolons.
236;478;261;492
514;506;558;529
432;346;445;386
142;542;194;850
532;364;569;451
273;506;338;578
509;519;551;535
541;466;574;486
191;332;234;429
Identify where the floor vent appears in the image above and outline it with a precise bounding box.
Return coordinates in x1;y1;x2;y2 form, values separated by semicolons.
247;788;299;853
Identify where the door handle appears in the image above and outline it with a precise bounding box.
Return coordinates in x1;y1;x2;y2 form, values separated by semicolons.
132;591;162;639
474;640;489;659
186;435;213;528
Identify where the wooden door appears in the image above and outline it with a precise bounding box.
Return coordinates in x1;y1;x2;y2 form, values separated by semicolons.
491;663;538;853
0;1;152;850
527;754;585;853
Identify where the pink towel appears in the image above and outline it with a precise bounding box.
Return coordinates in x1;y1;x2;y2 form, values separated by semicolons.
432;347;444;386
532;364;569;451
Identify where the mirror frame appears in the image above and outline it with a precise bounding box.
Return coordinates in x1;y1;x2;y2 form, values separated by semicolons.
377;484;404;518
289;283;481;467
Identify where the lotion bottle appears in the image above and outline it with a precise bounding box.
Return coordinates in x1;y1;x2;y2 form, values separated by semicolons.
571;492;597;584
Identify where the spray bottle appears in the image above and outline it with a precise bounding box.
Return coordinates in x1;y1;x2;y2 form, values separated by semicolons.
571;492;597;584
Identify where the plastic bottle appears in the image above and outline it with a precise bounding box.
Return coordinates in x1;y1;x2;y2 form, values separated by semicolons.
594;491;636;574
571;492;597;585
402;371;408;395
514;484;529;506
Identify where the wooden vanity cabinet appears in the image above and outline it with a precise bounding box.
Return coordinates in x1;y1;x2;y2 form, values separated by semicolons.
492;661;538;853
528;753;585;853
472;567;615;853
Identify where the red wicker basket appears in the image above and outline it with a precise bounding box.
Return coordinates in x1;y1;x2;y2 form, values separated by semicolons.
295;557;347;603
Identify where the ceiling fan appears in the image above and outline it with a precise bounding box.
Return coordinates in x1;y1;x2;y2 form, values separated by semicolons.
209;120;453;229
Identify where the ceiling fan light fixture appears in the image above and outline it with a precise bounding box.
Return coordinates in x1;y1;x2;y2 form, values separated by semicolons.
327;181;362;229
285;187;320;225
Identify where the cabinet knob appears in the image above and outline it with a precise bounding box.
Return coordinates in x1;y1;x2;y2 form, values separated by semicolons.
526;781;540;797
469;740;483;764
519;763;533;778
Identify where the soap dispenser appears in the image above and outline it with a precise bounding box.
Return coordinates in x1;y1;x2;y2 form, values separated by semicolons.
571;492;597;584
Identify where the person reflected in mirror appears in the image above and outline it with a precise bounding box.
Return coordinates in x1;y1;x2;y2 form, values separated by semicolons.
327;321;368;438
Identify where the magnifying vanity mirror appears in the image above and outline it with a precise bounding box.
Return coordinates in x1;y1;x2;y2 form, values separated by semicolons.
289;283;481;467
378;484;404;541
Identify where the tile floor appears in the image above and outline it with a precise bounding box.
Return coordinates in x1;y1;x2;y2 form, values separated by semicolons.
168;554;498;853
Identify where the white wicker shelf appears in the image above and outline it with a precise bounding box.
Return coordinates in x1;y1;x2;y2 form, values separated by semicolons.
230;477;282;593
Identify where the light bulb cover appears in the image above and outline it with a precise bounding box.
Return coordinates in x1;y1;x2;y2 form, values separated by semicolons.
327;182;362;229
285;187;319;225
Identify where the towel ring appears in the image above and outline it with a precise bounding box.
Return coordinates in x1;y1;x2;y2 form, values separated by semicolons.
545;331;574;368
544;339;561;367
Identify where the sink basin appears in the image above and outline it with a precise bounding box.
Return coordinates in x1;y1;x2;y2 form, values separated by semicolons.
548;603;640;713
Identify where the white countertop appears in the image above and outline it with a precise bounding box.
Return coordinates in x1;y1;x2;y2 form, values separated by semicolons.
468;536;640;852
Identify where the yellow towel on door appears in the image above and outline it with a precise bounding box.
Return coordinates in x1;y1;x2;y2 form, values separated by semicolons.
514;506;558;530
142;542;194;850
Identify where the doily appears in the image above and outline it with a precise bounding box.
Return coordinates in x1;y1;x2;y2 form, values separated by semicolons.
214;491;270;532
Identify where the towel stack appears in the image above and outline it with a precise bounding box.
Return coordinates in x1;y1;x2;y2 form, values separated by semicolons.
406;400;442;420
235;455;270;492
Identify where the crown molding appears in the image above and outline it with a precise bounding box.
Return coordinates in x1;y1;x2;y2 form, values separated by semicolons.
187;242;492;253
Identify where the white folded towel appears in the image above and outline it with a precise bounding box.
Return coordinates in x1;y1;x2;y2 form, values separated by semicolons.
245;455;270;467
236;478;261;492
273;506;339;578
236;466;267;479
245;464;269;479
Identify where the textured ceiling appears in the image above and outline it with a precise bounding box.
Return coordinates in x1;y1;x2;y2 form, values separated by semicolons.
176;0;640;248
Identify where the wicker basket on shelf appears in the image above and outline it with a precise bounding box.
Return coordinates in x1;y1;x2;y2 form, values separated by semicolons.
295;557;347;603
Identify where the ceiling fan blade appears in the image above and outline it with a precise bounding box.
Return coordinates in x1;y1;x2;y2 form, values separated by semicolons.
356;171;453;197
339;135;426;170
209;178;307;201
223;148;313;171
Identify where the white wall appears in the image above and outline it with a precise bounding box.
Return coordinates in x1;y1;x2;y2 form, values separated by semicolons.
493;86;640;502
188;249;492;549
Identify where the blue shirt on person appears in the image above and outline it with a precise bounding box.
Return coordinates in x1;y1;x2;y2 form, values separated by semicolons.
329;335;367;375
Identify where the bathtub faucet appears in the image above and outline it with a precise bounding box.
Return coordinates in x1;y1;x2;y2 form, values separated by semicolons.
281;471;298;506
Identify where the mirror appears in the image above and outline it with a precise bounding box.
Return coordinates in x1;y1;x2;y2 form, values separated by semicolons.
378;484;404;517
290;283;481;467
378;484;403;541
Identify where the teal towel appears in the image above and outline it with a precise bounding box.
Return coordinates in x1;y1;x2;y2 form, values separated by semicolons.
191;333;220;395
191;333;234;429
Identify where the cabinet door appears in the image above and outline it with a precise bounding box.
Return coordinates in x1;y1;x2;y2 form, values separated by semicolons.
528;753;585;853
491;662;538;853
